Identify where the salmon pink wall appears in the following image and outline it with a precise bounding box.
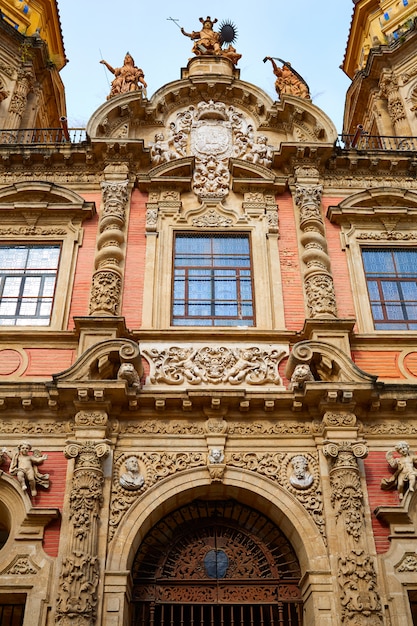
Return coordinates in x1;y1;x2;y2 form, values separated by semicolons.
122;188;147;328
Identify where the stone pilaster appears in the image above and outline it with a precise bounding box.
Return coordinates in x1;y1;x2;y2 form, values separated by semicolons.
89;167;130;316
379;69;411;137
322;425;384;625
294;171;337;319
4;65;33;129
55;440;110;625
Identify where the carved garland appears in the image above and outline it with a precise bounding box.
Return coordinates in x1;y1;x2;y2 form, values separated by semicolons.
338;550;383;625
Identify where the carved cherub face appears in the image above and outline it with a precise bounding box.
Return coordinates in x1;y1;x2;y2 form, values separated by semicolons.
19;442;31;455
396;441;410;456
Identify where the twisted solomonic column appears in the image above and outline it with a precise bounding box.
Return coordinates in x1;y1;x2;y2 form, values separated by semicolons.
294;183;337;319
89;179;129;316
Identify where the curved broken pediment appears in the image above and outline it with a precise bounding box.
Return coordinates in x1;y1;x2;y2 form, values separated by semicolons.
53;339;142;384
0;181;95;215
285;340;378;384
328;187;417;223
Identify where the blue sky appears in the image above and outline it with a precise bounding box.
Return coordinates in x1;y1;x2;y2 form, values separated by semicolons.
58;1;354;133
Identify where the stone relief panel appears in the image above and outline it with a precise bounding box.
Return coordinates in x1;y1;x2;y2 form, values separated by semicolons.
338;550;383;625
148;100;275;199
141;343;287;388
108;448;324;542
227;451;325;540
109;451;206;540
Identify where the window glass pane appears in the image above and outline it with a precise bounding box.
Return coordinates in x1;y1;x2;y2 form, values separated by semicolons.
363;248;417;330
172;234;254;326
0;245;60;325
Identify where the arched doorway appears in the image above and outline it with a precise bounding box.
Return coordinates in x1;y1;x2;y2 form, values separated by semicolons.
132;499;303;625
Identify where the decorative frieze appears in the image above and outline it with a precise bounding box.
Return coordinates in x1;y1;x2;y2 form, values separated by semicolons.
56;441;110;625
142;345;286;387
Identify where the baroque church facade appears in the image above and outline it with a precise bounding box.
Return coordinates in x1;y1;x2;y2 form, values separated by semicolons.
1;1;417;624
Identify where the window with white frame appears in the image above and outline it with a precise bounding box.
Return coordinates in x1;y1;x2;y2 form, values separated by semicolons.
172;233;254;326
362;247;417;330
0;245;61;326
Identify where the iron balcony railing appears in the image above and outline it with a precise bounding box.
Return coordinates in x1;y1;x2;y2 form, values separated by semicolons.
336;133;417;151
0;127;87;144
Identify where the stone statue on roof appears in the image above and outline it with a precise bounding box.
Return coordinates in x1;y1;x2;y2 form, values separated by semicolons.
100;53;147;99
180;16;242;66
265;57;310;100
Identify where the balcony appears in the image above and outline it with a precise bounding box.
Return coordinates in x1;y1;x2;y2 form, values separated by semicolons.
336;134;417;151
0;127;87;145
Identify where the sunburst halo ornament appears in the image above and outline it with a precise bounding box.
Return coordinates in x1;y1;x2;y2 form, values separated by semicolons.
219;20;238;47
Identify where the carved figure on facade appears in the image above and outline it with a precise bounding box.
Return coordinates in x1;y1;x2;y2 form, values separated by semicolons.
180;17;241;65
288;363;314;391
264;57;310;100
208;448;224;464
381;440;417;501
143;345;286;386
193;156;230;197
118;362;141;391
181;17;222;56
149;132;177;165
323;441;368;542
0;76;9;102
119;456;145;490
338;549;383;625
289;454;314;490
227;451;325;538
242;135;273;167
100;53;147;99
109;451;205;540
9;441;49;497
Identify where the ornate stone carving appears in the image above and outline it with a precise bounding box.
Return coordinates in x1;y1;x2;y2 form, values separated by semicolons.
204;418;228;435
0;420;71;434
323;412;357;427
193;156;230;197
109;451;205;540
208;448;224;464
89;179;129;316
323;441;368;541
75;411;108;427
121;421;205;435
362;421;417;435
288;454;314;490
338;550;383;625
117;362;141;391
143;345;286;387
119;456;145;490
379;70;410;135
89;270;122;315
101;180;129;222
192;208;233;228
8;442;49;497
396;553;417;572
56;441;110;625
305;273;337;318
294;183;337;319
288;363;314;390
228;421;312;435
2;556;38;575
150;132;177;164
381;441;417;501
227;451;325;537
